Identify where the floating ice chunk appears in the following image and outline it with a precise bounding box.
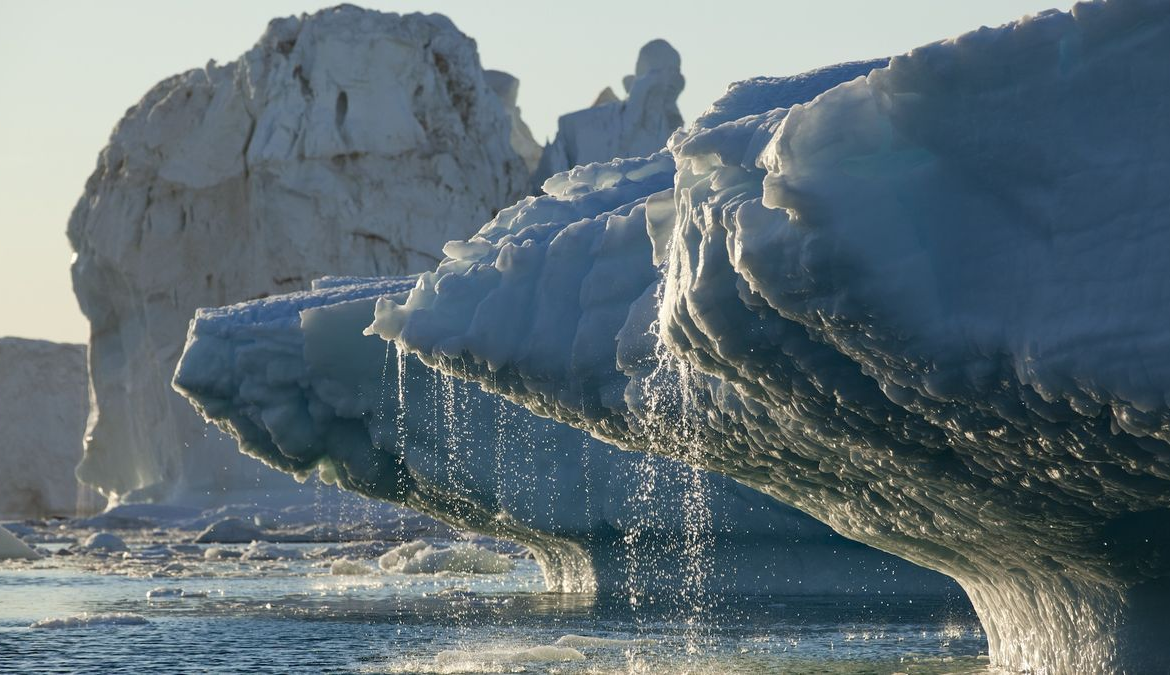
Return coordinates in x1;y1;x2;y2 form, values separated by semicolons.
401;545;514;575
377;541;429;571
0;525;41;560
434;645;585;665
146;587;184;599
240;542;302;561
329;558;376;576
194;517;264;544
554;634;653;648
29;613;148;629
380;542;513;575
202;547;241;561
82;532;127;552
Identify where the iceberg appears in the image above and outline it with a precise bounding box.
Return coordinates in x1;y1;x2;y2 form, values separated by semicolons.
0;338;93;518
67;6;530;505
364;1;1170;671
530;40;687;191
175;274;954;595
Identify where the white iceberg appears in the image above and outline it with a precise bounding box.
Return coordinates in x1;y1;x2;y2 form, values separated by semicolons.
68;6;530;506
363;1;1170;671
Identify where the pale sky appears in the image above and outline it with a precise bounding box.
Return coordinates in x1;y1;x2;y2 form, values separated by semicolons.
0;0;1067;344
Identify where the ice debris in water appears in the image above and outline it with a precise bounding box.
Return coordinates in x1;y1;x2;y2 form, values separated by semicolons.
240;542;303;561
194;517;264;544
329;559;377;576
434;646;585;665
0;525;42;561
29;613;148;630
554;635;654;648
378;542;513;575
82;532;127;552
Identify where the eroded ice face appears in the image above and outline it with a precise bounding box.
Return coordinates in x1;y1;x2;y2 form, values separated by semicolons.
368;2;1170;671
176;270;952;598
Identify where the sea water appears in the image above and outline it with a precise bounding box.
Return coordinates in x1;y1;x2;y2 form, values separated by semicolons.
0;516;988;674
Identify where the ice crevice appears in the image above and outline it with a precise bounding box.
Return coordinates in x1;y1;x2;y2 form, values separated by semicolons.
363;1;1170;672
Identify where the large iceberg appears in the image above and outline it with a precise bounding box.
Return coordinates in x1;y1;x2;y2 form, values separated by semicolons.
0;338;95;519
364;1;1170;671
67;7;530;504
175;275;954;595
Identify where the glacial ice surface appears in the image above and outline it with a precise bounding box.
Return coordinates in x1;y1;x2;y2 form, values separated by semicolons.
368;1;1170;671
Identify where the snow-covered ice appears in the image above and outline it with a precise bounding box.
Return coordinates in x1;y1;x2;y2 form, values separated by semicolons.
362;1;1170;671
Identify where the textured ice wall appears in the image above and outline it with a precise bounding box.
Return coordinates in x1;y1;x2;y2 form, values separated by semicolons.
0;338;95;518
67;7;529;504
175;275;954;595
531;40;685;191
371;1;1170;671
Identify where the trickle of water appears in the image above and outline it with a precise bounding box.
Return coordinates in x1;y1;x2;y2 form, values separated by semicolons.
628;272;717;657
395;348;408;458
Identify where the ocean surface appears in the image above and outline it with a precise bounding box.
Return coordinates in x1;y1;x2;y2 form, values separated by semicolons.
0;512;988;674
